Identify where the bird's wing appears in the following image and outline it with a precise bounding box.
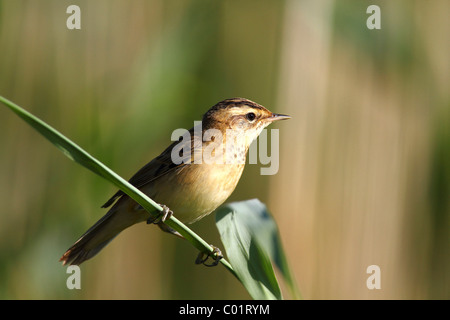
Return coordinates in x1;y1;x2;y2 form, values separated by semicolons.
101;127;200;208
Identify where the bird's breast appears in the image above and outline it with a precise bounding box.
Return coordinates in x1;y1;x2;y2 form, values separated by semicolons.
141;162;245;224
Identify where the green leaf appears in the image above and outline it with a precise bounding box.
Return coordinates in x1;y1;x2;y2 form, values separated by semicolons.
0;95;236;276
0;95;162;216
216;199;301;300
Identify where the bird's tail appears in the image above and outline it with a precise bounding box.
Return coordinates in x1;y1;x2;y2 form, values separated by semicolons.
60;203;144;265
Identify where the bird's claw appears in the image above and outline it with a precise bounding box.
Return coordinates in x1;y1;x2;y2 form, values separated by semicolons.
195;245;223;267
147;204;173;224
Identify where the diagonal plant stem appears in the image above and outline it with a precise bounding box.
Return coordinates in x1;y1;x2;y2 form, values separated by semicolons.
0;95;237;279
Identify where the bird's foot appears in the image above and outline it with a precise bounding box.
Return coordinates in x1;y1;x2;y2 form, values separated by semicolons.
147;204;173;224
195;245;223;267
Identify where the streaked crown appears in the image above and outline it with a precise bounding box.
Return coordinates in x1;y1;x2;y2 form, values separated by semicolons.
202;98;290;132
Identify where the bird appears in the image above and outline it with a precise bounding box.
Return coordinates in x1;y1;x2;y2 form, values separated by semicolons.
60;98;290;265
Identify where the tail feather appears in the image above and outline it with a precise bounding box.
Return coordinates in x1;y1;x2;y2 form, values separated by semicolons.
60;201;144;265
60;234;117;266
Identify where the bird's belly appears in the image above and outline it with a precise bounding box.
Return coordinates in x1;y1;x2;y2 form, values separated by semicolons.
141;163;244;224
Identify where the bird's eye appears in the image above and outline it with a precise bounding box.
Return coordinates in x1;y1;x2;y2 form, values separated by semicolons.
246;112;256;122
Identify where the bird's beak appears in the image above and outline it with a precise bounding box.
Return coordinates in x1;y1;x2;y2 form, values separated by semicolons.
267;113;291;122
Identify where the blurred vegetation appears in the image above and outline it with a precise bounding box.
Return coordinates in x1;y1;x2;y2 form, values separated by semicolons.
0;0;448;299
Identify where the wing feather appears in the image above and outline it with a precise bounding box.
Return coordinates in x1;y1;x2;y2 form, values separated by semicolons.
101;126;200;208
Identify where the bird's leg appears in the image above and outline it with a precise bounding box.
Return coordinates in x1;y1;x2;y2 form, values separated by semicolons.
146;205;223;266
156;221;185;239
195;245;223;267
147;204;173;224
144;204;184;239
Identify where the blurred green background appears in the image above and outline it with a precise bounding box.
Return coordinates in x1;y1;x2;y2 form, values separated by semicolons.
0;0;448;299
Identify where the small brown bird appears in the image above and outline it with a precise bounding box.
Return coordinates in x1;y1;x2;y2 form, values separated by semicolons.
60;98;290;265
